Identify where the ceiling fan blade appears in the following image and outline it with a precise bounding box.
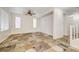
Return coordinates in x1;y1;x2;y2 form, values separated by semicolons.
24;10;36;16
25;13;32;16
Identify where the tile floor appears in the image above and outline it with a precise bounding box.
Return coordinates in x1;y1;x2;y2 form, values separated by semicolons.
0;32;79;52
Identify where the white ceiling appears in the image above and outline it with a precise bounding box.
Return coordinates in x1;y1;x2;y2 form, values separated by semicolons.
2;7;79;16
3;7;53;16
62;7;79;15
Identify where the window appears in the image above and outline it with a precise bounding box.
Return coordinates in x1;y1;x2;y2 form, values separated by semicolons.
15;17;21;28
0;9;9;31
33;17;37;28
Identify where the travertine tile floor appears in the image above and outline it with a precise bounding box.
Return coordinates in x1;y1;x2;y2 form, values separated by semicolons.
0;32;79;52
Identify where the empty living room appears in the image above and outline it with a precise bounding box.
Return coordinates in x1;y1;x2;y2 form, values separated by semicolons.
0;7;79;52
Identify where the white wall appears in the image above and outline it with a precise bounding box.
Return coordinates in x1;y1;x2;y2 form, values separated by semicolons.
71;13;79;24
11;14;39;34
11;12;53;35
0;8;12;43
38;14;53;35
53;8;64;39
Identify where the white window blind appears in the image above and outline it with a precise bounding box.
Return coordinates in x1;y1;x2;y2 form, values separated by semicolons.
15;17;21;28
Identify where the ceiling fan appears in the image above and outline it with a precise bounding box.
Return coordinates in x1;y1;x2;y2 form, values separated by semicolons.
24;10;36;16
